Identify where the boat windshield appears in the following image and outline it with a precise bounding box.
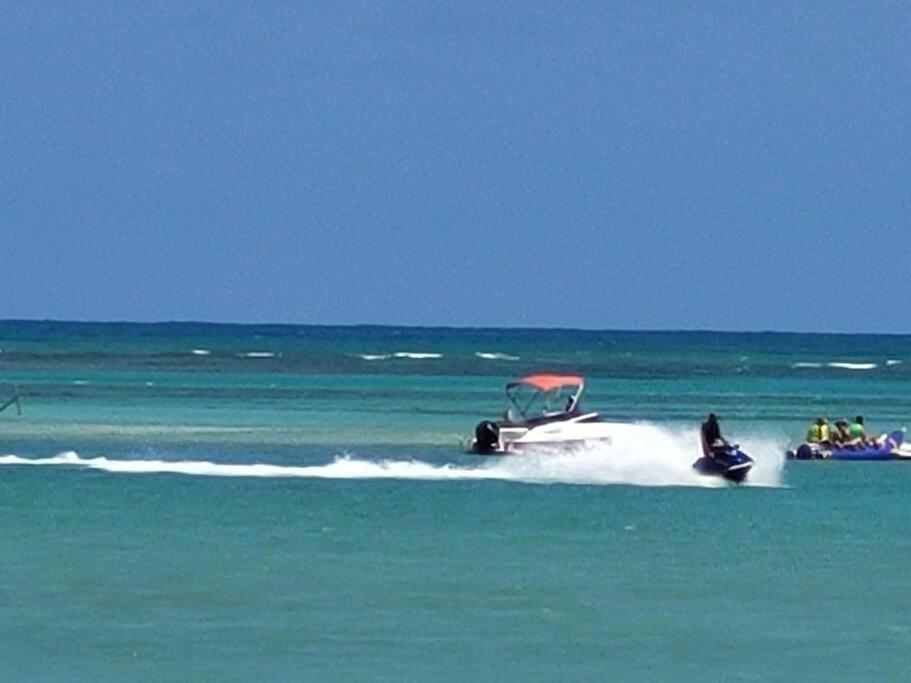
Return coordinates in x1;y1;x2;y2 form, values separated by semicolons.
505;375;584;421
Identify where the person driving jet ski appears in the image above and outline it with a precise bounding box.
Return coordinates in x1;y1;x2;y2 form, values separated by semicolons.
701;412;728;457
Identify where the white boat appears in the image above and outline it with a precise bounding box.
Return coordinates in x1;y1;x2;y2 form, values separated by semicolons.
468;373;624;454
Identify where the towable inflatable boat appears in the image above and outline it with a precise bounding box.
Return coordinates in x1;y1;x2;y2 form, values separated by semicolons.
787;430;906;461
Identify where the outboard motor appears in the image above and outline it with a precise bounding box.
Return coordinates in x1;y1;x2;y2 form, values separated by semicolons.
473;420;501;454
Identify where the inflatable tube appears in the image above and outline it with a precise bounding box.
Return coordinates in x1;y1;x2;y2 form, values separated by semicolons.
828;430;904;461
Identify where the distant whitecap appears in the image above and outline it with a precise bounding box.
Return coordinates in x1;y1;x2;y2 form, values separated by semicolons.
357;354;391;361
393;352;442;360
475;352;520;361
791;362;823;369
243;352;277;358
191;349;211;356
827;362;877;371
887;359;903;366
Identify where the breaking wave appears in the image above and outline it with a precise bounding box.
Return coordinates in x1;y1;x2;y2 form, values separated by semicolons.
792;361;882;371
0;426;785;489
355;352;443;361
827;362;878;371
475;352;520;361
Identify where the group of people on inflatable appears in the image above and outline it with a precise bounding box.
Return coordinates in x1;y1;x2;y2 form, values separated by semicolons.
805;415;876;448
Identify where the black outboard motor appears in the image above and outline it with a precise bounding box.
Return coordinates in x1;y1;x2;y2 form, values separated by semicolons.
473;420;501;454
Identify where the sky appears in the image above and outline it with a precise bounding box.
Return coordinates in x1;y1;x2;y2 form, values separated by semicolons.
1;2;908;332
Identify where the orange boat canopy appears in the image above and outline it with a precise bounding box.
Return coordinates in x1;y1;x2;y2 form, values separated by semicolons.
507;373;584;391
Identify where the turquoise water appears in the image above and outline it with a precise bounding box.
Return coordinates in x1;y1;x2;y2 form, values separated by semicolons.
1;322;910;680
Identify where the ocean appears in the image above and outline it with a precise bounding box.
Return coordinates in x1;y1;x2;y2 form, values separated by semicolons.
1;321;909;681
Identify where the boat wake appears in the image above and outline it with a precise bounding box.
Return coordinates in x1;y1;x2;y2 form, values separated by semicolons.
0;426;785;488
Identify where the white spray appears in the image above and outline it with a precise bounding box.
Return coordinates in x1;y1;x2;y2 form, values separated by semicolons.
0;424;785;488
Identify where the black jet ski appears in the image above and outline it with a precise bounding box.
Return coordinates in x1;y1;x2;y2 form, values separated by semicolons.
693;443;754;483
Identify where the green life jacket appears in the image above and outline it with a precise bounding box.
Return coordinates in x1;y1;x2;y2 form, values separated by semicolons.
849;422;864;438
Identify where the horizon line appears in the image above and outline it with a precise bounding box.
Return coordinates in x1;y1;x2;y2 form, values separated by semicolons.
0;317;908;338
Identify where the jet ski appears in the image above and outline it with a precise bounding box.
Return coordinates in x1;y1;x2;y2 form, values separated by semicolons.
692;422;754;484
692;444;754;483
787;430;905;461
468;373;623;454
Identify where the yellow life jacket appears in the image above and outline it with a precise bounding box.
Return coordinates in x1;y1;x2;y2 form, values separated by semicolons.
807;423;822;442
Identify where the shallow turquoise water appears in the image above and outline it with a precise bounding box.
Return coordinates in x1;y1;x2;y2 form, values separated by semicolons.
1;322;909;680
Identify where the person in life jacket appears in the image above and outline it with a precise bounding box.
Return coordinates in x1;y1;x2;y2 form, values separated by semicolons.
806;417;830;445
831;420;851;446
701;413;728;457
848;415;870;446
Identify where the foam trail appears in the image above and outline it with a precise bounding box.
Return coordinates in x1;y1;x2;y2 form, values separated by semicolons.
393;352;442;359
827;362;877;371
0;426;785;488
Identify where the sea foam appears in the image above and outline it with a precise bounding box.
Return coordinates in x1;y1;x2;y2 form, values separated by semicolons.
792;361;879;371
827;362;878;371
0;425;785;489
475;352;520;361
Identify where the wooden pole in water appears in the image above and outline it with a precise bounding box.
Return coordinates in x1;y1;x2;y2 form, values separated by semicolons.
0;385;20;415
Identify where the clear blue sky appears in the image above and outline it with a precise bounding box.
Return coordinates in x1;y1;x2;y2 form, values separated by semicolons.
1;2;908;332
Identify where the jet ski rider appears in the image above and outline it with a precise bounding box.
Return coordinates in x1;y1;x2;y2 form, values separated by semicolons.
701;413;728;457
